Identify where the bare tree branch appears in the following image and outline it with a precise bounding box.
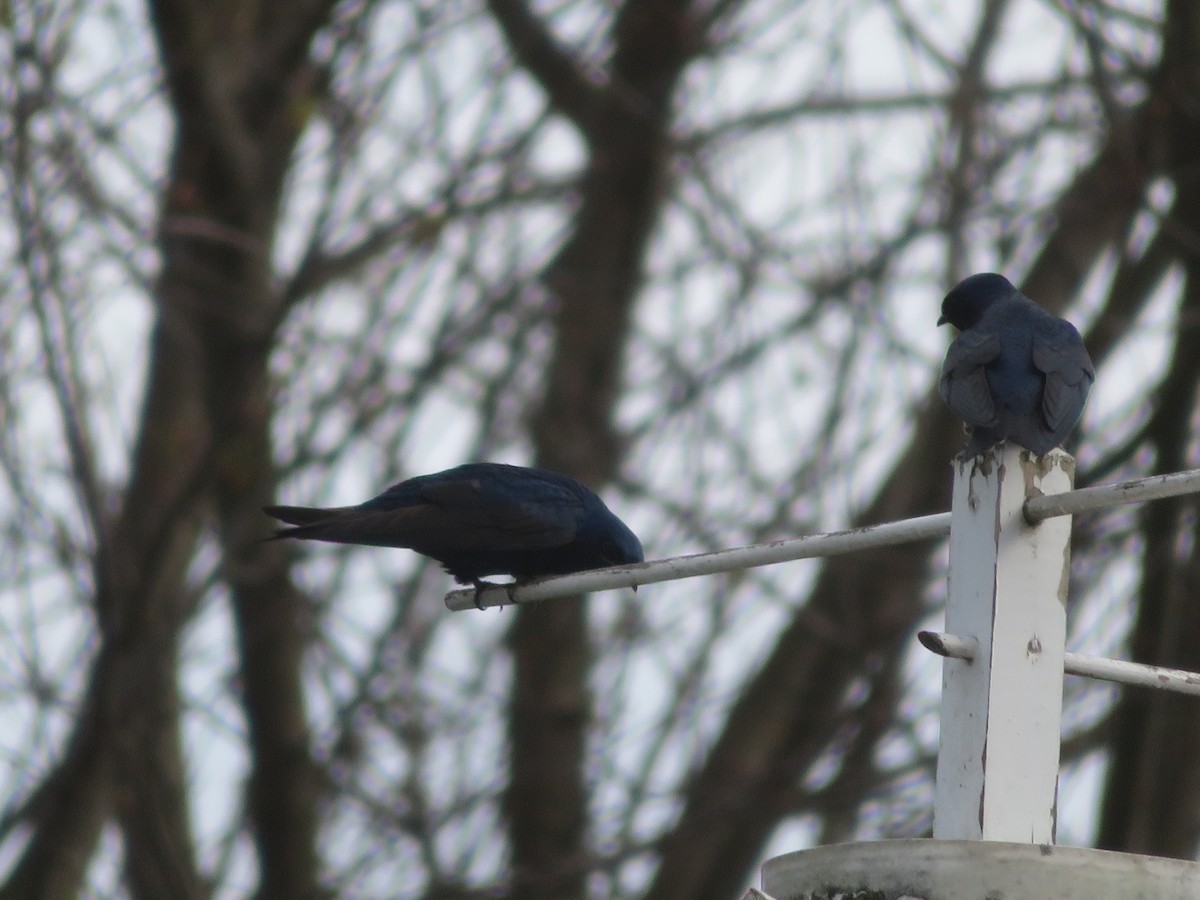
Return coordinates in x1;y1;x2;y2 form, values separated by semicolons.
486;0;601;127
506;1;726;897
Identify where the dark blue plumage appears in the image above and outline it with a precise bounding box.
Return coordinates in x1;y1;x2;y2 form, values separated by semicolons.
265;463;644;588
938;273;1095;458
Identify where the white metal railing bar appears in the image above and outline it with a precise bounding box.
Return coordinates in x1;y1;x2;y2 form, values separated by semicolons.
443;511;953;611
1024;466;1200;523
919;629;1200;697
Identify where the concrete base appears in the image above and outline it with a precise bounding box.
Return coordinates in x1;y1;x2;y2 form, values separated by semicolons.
762;840;1200;899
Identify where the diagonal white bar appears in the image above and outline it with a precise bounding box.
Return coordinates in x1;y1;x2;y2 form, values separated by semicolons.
933;444;1074;843
1063;649;1200;694
919;629;1200;696
1024;466;1200;523
444;512;952;611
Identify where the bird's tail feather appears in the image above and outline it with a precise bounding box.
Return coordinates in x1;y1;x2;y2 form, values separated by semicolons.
267;524;304;541
263;504;340;526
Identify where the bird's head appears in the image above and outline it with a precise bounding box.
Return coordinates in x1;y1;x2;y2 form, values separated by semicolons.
598;516;644;567
938;272;1016;330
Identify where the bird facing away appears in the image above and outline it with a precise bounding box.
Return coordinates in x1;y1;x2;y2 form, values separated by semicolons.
938;273;1095;458
265;463;644;592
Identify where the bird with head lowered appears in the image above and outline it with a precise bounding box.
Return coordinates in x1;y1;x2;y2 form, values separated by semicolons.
937;273;1095;459
266;462;644;604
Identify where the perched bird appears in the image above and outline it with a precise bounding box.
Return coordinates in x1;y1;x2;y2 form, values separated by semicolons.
265;463;644;597
938;273;1095;458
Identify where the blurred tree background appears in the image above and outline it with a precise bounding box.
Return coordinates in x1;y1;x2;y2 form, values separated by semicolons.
1;0;1197;897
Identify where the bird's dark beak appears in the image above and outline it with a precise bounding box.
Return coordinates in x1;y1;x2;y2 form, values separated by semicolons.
937;315;948;326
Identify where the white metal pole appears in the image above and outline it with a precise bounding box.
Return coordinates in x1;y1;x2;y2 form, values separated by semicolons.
444;511;952;611
920;630;1200;696
1024;466;1200;523
933;444;1074;843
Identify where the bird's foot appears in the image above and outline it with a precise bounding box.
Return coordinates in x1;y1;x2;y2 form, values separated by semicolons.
957;435;1003;463
471;580;488;611
470;579;519;609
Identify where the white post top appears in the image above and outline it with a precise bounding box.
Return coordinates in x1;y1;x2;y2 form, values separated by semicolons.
933;443;1074;843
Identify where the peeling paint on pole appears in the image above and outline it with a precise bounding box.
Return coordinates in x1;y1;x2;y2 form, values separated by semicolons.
933;443;1073;843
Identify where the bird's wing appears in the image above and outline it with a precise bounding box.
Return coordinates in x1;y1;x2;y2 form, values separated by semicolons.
271;495;578;551
939;329;1002;427
410;477;580;550
1032;321;1096;433
271;469;585;551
